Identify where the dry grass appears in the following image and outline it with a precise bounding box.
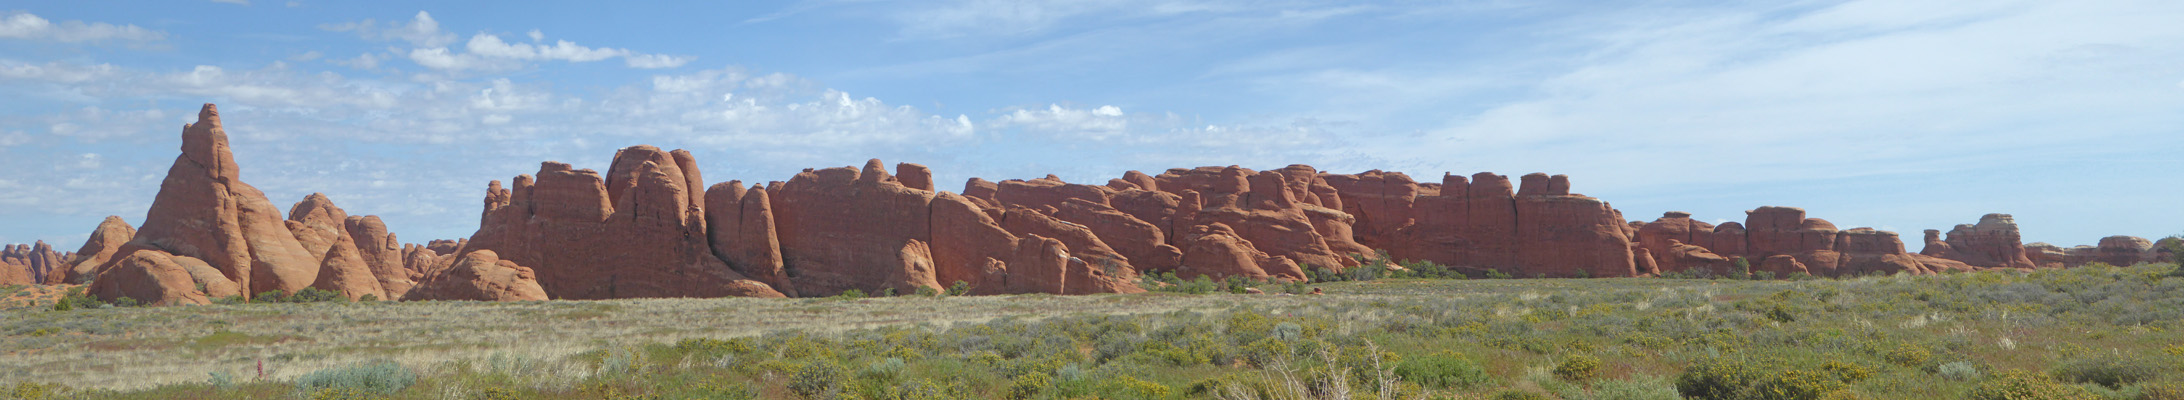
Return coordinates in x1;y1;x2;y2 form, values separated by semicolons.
1;291;1293;390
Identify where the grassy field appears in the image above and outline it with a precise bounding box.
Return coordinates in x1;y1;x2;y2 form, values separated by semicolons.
4;262;2181;400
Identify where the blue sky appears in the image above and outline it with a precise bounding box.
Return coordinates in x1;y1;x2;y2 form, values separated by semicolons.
2;0;2180;250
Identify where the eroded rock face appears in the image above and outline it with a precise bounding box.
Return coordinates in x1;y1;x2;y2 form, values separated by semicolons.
1637;212;1721;274
92;104;320;302
462;146;783;300
770;161;1143;296
1834;228;1924;276
286;193;387;301
85;250;238;306
345;215;414;298
2094;236;2154;266
1924;214;2036;269
62;216;136;284
403;250;548;301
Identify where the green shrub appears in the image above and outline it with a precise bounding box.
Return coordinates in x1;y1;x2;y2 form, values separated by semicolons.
2050;356;2163;389
835;289;866;299
1939;361;1982;381
947;280;973;296
1882;345;1932;368
1586;376;1685;400
111;297;139;307
1555;355;1602;382
293;360;417;396
1493;389;1551;400
1677;357;1758;400
5;382;71;400
862;357;906;381
914;285;941;297
1006;373;1051;400
1395;351;1489;389
1967;369;2098;400
1746;369;1844;400
789;360;846;399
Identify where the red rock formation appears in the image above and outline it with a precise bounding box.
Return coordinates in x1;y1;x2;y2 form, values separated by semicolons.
0;245;35;286
1637;212;1722;273
403;250;548;301
2023;242;2070;268
1512;176;1635;278
286;193;388;300
1909;254;1976;273
704;181;796;297
2154;237;2182;263
1744;207;1844;276
1756;255;1809;277
1154;167;1358;273
2094;236;2154;266
1320;170;1417;248
1175;223;1306;281
426;239;463;254
1923;214;2036;269
345;215;414;298
462;145;783;299
1833;228;1924;276
93;104;318;303
767;160;1142;296
61;216;136;284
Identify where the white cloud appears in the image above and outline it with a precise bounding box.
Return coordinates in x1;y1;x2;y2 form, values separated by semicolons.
989;104;1130;140
527;29;544;42
0;59;120;83
0;131;28;147
321;11;456;47
465;34;626;62
289;51;323;62
625;54;693;69
895;0;1231;39
0;12;166;42
333;53;383;69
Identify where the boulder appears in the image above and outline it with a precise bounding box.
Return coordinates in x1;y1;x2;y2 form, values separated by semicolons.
402;250;548;301
86;250;239;306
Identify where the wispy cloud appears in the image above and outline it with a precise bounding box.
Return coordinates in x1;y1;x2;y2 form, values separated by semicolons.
0;11;166;42
322;11;694;73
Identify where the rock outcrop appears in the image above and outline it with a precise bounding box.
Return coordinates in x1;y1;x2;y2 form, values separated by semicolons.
2094;236;2154;266
767;160;1142;296
286;193;387;300
88;104;319;303
402;250;548;301
1921;214;2036;269
345;216;415;298
461;146;783;299
61;216;135;284
2;243;67;285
